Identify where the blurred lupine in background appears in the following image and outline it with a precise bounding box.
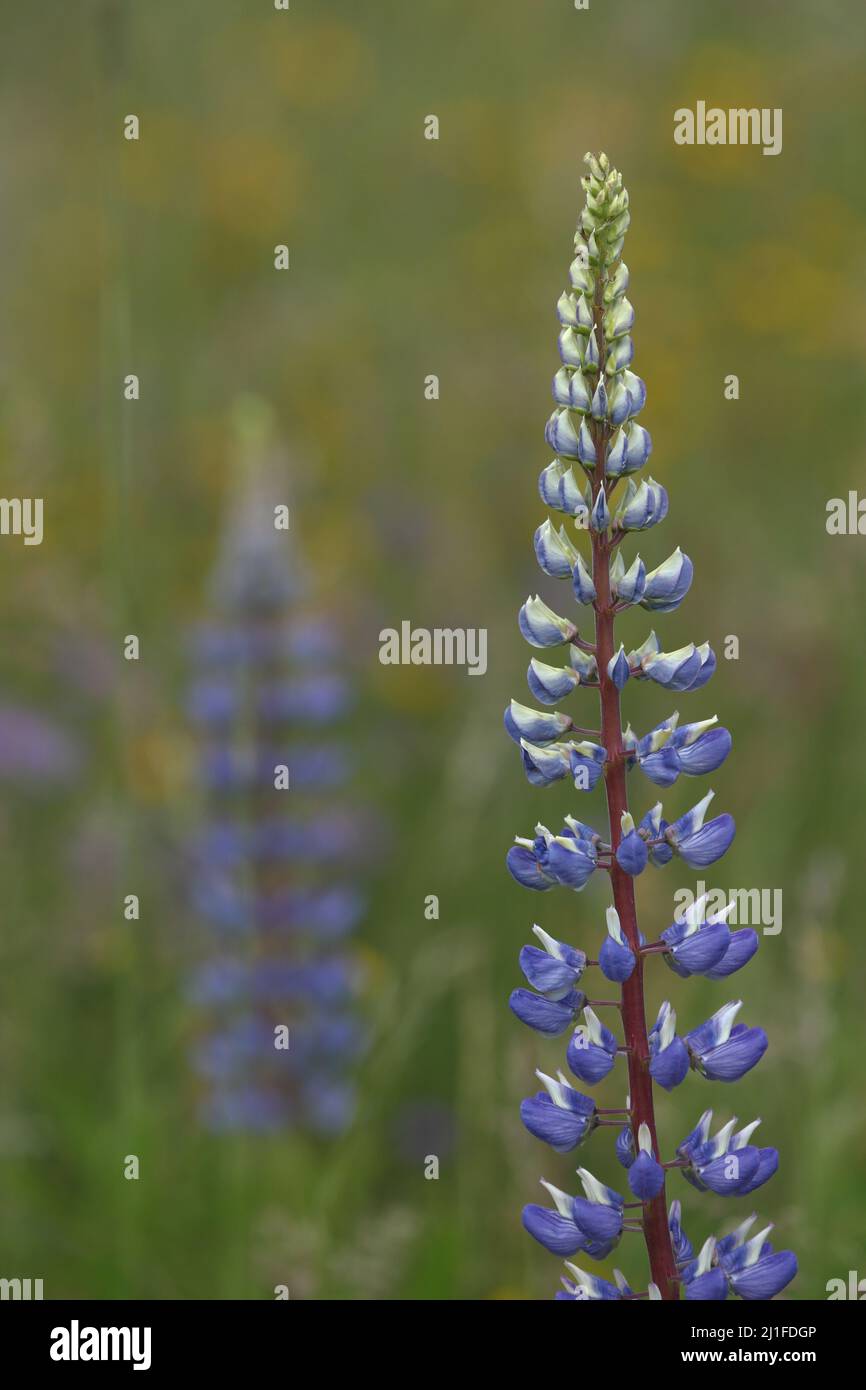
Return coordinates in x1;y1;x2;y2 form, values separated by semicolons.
187;401;366;1136
505;154;797;1302
0;704;84;786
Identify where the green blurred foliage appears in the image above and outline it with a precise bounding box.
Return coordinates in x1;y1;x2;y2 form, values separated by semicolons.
0;0;865;1299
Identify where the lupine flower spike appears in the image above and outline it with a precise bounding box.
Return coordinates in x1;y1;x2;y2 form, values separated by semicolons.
188;406;365;1135
506;154;796;1300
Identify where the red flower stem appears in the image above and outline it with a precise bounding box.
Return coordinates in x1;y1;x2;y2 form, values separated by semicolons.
587;263;680;1300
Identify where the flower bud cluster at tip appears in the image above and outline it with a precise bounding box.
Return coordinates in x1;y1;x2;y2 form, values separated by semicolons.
504;153;796;1301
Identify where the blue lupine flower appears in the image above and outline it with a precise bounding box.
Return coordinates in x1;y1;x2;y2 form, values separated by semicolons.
561;1263;623;1301
660;896;739;977
604;421;651;477
631;637;716;693
628;1123;665;1200
606;363;646;425
668;1200;694;1265
568;740;607;791
675;815;736;867
604;294;635;338
641;644;702;690
640;802;674;865
733;1145;783;1200
519;739;572;786
505;152;793;1302
534;519;581;578
504;842;555;891
584;327;600;371
523;1181;589;1257
504;700;573;746
518;924;586;998
618;557;649;606
683;1237;729;1301
640;548;693;613
680;1113;779;1198
567;1006;618;1083
545;410;578;460
614;477;669;531
571;1167;624;1244
615;815;649;876
689;1122;759;1195
599;906;636;982
718;1223;798;1300
615;1118;635;1169
520;1069;598;1152
607;645;630;691
568;646;600;685
578;419;597;468
627;716;679;787
589;486;611;532
714;1211;763;1265
648;1002;690;1090
686;1001;768;1081
547;834;600;888
188;457;366;1136
590;377;608;421
627;716;732;788
611;553;647;604
507;819;600;893
671;718;732;774
704;928;760;979
509;986;586;1036
527;657;580;704
0;699;85;793
519;594;579;647
539;459;586;516
572;551;597;604
677;1107;714;1160
624;422;652;469
665;790;736;867
552;364;592;413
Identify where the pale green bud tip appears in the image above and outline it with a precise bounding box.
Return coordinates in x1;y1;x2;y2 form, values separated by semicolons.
578;152;630;269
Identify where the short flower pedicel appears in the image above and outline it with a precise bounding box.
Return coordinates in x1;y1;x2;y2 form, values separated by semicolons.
506;153;796;1302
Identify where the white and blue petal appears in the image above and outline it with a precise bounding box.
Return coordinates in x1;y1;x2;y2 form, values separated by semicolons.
627;1123;665;1200
598;906;635;982
520;1069;597;1152
566;1006;618;1083
509;986;584;1035
534;518;580;578
562;1263;622;1301
615;812;649;875
546;834;598;889
612;553;647;604
568;740;607;791
589;486;611;532
642;643;702;691
519;595;578;648
649;1002;690;1090
572;551;597;604
504;699;573;745
527;658;580;704
519;924;586;995
640;548;693;613
676;814;736;867
607;645;630;690
523;1182;587;1256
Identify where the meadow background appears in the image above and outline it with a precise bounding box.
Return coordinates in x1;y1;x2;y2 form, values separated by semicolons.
0;0;864;1299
